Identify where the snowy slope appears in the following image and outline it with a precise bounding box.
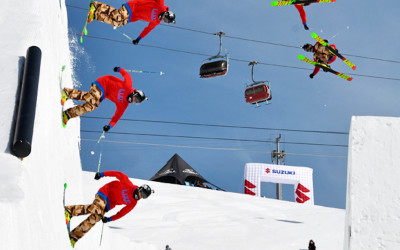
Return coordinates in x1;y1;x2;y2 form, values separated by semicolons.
0;0;82;249
76;171;344;250
0;0;345;249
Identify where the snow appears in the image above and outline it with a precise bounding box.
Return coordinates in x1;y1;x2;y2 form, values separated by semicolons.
0;0;398;249
344;116;400;250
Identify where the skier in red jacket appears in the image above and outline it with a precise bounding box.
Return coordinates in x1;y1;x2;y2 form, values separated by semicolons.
294;3;311;30
65;171;154;247
62;67;147;131
87;0;175;44
302;41;337;78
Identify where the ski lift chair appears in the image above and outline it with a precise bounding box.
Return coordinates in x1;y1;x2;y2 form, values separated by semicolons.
200;31;229;78
244;61;271;105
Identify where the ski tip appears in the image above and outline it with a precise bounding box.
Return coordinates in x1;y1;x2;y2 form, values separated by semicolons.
80;37;83;43
62;65;66;71
352;66;356;70
270;2;277;6
298;54;305;60
311;32;318;38
64;183;67;189
347;77;353;82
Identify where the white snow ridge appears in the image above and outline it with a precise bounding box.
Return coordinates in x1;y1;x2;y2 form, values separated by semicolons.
0;0;399;250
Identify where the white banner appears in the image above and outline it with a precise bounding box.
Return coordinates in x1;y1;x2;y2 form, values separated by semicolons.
244;163;314;205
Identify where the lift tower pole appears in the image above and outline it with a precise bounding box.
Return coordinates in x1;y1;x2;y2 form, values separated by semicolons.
271;134;286;200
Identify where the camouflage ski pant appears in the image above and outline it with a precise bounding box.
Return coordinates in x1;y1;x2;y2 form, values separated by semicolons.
93;1;130;27
314;43;333;64
64;84;102;119
66;194;107;241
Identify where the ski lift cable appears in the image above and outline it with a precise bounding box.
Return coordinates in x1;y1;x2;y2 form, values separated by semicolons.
68;32;400;82
80;138;347;158
159;24;400;64
81;116;349;135
81;130;348;148
66;4;400;65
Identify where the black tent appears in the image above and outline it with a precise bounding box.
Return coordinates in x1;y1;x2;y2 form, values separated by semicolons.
150;154;208;185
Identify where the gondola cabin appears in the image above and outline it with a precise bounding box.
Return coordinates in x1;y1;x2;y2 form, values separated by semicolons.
200;60;228;78
245;84;271;104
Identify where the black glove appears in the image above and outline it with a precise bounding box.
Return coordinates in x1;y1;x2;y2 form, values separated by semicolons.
103;125;111;132
132;38;140;45
309;73;314;79
102;217;110;223
94;172;102;180
113;67;120;72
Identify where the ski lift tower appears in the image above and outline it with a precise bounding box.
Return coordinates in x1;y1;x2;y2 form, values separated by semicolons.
271;134;286;200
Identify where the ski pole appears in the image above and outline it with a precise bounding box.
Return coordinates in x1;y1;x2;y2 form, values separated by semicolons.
125;69;165;76
97;152;103;173
90;131;105;155
328;26;350;41
113;27;134;42
100;222;104;246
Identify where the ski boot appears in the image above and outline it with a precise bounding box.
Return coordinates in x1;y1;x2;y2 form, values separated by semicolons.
321;63;331;72
62;111;70;127
88;3;96;23
65;208;72;222
61;89;68;106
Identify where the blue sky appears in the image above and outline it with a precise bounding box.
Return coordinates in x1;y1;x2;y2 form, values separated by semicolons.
66;0;400;209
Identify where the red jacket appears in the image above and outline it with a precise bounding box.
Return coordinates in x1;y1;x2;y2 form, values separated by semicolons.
123;0;169;39
94;68;135;128
97;171;139;221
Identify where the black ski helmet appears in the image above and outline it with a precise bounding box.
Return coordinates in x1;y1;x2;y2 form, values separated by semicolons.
138;184;154;199
128;90;147;103
160;11;175;24
302;43;313;52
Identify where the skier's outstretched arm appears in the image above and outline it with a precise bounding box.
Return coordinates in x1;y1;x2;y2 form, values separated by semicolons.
100;171;130;182
109;204;135;221
107;105;128;129
136;22;158;42
114;67;132;85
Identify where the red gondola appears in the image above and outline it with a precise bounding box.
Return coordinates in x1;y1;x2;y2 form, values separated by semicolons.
244;61;271;105
245;84;271;104
200;31;229;78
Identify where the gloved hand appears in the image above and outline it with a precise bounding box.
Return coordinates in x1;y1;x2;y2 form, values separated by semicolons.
103;125;111;132
113;67;120;72
94;172;102;180
132;38;140;45
309;73;314;79
102;217;110;223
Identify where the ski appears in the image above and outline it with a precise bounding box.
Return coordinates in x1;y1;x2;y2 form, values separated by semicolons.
80;1;95;43
63;183;76;248
298;55;353;81
311;32;356;70
63;183;72;238
59;65;67;128
271;0;335;7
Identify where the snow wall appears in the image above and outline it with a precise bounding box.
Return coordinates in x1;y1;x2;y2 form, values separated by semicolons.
244;163;314;205
0;0;83;249
344;116;400;250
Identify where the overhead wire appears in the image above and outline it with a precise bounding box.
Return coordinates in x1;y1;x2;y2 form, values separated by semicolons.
81;116;349;135
66;3;400;64
80;138;347;158
68;32;400;82
161;24;400;64
81;130;348;148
